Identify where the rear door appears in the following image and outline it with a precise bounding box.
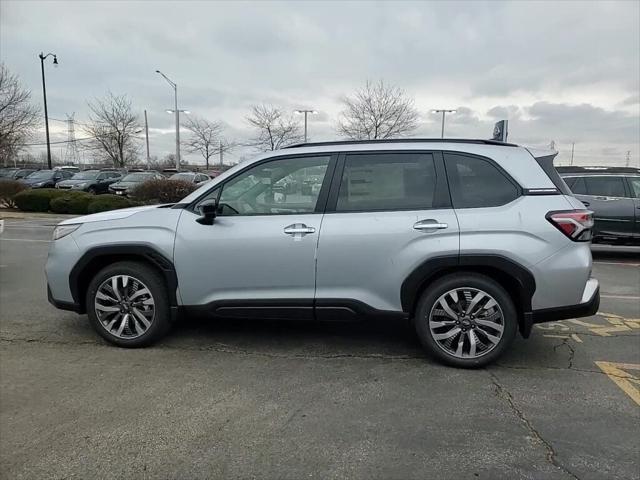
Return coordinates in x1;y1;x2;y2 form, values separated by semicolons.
315;151;459;317
572;175;636;239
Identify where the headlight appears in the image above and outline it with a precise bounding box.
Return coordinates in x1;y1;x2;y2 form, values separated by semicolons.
52;224;81;240
32;182;44;187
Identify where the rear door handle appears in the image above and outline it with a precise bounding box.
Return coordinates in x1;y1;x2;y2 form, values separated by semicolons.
582;201;590;207
413;219;448;231
284;224;316;235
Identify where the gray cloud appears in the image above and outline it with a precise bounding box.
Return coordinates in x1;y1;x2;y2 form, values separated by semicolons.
1;0;638;167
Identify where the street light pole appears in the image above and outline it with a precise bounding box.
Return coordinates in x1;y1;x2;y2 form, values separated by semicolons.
431;109;457;138
295;109;318;143
38;52;58;169
156;70;181;170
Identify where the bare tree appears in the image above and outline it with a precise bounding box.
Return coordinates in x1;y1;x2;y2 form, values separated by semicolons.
337;80;419;140
246;104;304;151
0;64;40;165
84;92;141;167
182;116;233;169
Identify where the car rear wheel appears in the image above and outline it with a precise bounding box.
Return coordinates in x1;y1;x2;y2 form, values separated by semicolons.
87;187;97;194
86;261;171;347
414;273;517;368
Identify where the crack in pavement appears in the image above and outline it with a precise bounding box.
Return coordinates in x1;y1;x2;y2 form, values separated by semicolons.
0;336;427;361
488;371;580;480
1;336;636;380
552;338;576;369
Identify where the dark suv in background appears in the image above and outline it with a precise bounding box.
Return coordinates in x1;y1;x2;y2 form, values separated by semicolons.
558;166;640;244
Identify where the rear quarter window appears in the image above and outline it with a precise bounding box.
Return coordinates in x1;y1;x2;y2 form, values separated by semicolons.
444;153;519;208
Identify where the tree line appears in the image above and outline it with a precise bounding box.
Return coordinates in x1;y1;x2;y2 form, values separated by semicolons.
0;62;420;168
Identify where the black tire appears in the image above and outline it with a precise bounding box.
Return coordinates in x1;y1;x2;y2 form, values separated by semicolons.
414;273;517;368
87;187;97;195
86;261;171;347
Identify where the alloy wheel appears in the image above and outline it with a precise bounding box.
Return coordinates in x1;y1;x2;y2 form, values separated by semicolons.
94;275;155;339
428;287;504;359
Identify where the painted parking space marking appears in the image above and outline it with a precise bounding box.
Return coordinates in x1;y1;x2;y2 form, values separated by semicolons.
595;362;640;406
594;261;640;267
601;294;640;300
0;238;52;243
536;312;640;337
543;333;583;343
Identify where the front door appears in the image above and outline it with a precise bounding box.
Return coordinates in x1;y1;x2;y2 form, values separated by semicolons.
174;154;334;319
315;151;459;317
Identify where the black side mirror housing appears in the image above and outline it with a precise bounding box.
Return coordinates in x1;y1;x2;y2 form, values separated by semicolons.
196;199;218;225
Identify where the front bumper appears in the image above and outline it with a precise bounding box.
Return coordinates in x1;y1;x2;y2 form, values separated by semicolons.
522;278;600;336
47;284;82;313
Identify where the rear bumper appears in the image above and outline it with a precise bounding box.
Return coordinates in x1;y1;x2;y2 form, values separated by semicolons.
523;278;600;335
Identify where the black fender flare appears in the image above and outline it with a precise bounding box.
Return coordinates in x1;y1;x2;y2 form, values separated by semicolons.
69;244;178;312
400;254;536;337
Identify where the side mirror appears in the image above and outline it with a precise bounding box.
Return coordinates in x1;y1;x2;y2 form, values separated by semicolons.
196;199;218;225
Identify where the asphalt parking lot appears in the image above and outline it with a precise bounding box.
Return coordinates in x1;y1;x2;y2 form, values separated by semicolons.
1;216;638;480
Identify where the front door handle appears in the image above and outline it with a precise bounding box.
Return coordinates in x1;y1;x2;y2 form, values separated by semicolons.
284;224;316;235
581;201;590;207
414;219;448;231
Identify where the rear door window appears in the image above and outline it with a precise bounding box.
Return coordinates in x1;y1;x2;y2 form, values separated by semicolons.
335;153;437;212
444;153;519;208
585;176;626;197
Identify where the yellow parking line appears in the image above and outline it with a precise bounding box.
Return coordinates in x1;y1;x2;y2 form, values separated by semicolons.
595;362;640;406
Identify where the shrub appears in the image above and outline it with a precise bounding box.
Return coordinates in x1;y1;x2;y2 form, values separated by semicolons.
130;179;197;204
87;195;137;214
13;189;67;212
50;191;93;214
0;180;28;208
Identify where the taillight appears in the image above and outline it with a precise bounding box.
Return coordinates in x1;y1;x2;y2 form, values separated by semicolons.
546;210;594;241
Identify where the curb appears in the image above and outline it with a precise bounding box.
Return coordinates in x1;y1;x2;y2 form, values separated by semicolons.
0;210;79;221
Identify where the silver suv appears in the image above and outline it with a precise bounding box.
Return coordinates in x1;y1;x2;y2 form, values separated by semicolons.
46;139;599;367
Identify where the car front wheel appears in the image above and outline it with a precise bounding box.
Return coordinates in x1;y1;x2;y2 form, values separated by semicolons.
414;273;517;368
86;261;171;347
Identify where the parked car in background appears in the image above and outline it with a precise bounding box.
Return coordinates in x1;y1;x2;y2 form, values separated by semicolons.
56;170;122;194
558;166;640;245
108;171;165;196
168;171;211;185
46;139;599;368
0;168;38;181
57;166;81;174
21;169;74;188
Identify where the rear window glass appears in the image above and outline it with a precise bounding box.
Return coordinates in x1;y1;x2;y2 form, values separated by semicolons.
569;177;588;195
444;153;519;208
336;153;437;211
585;176;626;197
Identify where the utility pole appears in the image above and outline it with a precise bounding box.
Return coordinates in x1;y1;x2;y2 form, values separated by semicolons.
570;142;575;166
431;109;457;138
219;139;223;167
625;150;631;167
38;52;58;169
294;109;318;143
144;110;150;168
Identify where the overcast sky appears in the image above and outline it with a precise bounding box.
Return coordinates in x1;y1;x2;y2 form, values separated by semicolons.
1;0;639;167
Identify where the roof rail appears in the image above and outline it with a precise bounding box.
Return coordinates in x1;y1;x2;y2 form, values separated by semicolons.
283;138;518;149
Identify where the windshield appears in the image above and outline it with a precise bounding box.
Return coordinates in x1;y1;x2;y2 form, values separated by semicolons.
71;171;100;180
26;170;54;180
121;173;155;182
169;173;194;181
0;169;18;177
